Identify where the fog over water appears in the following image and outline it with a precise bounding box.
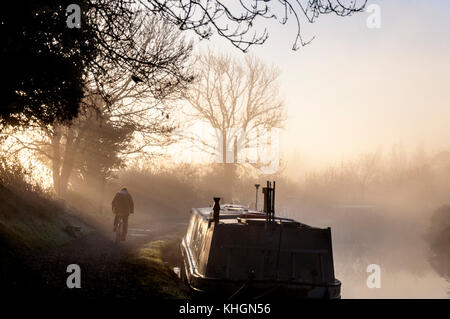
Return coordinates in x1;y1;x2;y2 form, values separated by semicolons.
279;201;449;298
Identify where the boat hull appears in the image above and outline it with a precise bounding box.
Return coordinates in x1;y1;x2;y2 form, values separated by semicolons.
181;237;341;299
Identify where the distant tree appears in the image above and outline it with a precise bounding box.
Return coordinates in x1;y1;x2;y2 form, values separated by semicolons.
183;52;285;165
181;52;285;200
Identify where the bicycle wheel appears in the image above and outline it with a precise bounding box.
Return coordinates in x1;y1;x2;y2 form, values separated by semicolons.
115;217;123;244
121;218;126;241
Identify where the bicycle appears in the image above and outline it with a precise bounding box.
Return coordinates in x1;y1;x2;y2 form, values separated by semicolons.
114;215;126;244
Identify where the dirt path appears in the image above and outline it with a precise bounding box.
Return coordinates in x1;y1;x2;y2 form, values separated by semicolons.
30;221;185;299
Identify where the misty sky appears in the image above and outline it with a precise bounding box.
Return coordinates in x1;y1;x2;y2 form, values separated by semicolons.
191;0;450;171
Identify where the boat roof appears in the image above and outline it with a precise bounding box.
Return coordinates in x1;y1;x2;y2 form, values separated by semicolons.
192;204;313;227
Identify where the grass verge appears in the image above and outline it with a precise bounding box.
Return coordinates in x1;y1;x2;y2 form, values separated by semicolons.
121;239;189;299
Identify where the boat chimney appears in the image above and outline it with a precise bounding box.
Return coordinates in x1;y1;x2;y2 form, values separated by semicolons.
262;181;276;223
212;197;221;223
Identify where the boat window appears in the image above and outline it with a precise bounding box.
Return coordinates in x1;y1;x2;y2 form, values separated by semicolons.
191;219;208;263
185;213;198;243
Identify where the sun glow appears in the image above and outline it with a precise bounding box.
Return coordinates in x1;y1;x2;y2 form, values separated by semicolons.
1;131;54;190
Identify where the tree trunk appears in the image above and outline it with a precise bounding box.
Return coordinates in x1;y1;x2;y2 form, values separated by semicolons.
58;129;76;198
50;125;85;199
51;128;62;198
222;129;227;164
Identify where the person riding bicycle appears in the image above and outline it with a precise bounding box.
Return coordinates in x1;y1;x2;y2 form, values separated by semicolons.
112;187;134;240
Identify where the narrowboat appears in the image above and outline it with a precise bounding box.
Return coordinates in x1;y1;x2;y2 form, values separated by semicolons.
180;181;341;298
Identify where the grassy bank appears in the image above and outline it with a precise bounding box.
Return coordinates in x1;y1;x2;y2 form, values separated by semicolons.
0;186;91;252
121;238;189;299
0;181;94;293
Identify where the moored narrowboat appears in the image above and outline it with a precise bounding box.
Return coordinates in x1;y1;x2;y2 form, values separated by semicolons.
180;181;341;298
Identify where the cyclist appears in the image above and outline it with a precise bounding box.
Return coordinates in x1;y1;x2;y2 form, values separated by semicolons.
112;187;134;240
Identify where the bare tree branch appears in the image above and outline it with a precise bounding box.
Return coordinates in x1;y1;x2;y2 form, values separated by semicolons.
141;0;367;51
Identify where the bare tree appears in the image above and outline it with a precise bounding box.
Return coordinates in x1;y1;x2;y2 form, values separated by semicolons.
181;51;285;190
